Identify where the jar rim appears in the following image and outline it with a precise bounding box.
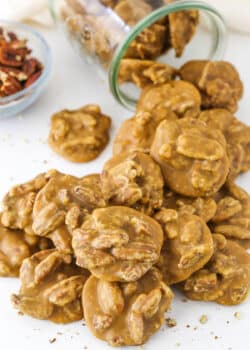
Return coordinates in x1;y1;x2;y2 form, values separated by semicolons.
108;0;228;111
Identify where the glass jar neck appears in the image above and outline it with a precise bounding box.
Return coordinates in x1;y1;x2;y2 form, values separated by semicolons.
109;0;227;110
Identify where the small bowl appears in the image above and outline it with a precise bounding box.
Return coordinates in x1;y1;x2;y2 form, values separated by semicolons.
0;20;52;119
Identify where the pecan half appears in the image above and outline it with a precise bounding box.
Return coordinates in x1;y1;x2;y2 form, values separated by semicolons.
0;46;28;67
0;27;43;97
0;70;22;97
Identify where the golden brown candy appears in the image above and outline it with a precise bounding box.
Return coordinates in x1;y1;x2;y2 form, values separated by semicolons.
83;268;173;346
1;172;50;235
32;171;106;253
198;108;250;177
179;60;243;112
125;23;168;60
72;206;163;282
119;59;177;88
66;13;116;67
63;0;199;67
184;234;250;305
229;239;250;250
168;9;199;57
150;118;229;197
211;181;250;240
64;0;87;15
0;223;33;277
100;0;118;8
12;249;89;323
155;209;214;284
113;110;176;156
137;81;201;119
114;0;152;26
48;104;111;163
101;152;164;214
162;190;217;223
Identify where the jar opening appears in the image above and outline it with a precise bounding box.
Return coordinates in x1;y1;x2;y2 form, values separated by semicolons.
109;0;227;110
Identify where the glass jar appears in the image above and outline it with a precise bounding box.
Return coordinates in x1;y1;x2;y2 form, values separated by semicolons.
51;0;227;110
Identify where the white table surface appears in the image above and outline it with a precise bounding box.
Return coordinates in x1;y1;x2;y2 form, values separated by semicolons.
0;22;250;350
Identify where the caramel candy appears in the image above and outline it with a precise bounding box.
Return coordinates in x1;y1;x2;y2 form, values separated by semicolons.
12;249;89;323
1;172;50;235
0;221;50;277
125;23;168;60
113;111;176;156
211;181;250;240
198;108;250;177
155;209;213;284
72;206;163;282
114;0;152;26
66;13;116;67
64;0;87;15
100;0;118;8
184;234;250;305
119;59;177;88
179;60;243;112
150;118;229;197
83;268;173;346
101;152;164;214
32;171;106;253
0;226;30;277
163;190;217;223
137;81;201;119
48;104;111;163
230;239;250;251
168;9;199;57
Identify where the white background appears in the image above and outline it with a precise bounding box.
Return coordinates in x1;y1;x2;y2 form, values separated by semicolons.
1;3;250;350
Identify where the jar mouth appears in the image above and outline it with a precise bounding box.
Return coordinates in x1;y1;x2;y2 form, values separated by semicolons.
109;0;227;111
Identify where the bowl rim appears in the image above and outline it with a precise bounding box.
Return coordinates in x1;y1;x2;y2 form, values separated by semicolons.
0;20;52;105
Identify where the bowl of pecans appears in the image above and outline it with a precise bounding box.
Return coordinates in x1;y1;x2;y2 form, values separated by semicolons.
0;20;52;119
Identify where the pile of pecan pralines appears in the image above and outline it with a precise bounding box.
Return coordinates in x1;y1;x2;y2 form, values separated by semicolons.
1;14;250;350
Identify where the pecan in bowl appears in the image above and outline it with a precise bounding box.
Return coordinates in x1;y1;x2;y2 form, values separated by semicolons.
0;22;51;118
0;26;43;98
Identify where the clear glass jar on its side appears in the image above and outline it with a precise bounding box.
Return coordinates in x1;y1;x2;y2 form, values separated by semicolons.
51;0;227;110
